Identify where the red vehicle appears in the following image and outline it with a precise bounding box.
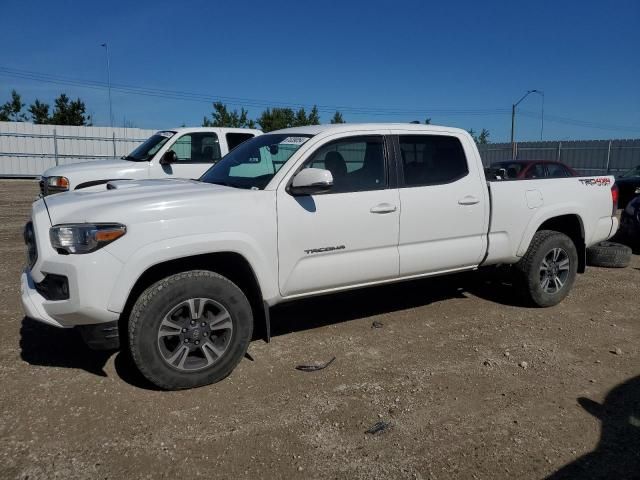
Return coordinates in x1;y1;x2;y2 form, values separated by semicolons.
488;160;579;180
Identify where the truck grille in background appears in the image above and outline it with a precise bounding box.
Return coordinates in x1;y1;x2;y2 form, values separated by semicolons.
24;221;38;269
39;178;46;196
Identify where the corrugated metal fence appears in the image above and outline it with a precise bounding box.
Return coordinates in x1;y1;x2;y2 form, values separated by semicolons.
478;139;640;175
0;121;155;177
1;122;639;178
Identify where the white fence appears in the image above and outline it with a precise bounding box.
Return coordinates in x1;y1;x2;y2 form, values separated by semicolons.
0;121;156;177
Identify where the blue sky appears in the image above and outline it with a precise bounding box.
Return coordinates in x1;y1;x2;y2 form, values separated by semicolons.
2;0;639;141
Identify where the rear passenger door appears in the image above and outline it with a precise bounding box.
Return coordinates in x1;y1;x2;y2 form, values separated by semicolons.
392;132;488;276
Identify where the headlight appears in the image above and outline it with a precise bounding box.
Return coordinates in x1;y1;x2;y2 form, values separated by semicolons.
46;176;70;191
50;223;126;254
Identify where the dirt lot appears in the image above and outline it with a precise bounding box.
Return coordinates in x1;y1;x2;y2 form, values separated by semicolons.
0;179;639;479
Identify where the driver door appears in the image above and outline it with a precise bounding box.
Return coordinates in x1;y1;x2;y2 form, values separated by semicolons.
276;133;400;297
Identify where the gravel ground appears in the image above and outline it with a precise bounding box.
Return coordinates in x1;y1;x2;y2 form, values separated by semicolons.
1;179;639;479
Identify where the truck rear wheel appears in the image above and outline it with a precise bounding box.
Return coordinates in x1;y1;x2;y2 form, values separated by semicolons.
515;230;578;307
128;270;253;390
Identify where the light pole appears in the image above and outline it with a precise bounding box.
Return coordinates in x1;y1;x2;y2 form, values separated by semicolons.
539;90;545;141
100;43;113;128
511;89;543;159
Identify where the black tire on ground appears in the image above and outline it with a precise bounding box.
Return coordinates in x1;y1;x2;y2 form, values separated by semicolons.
586;241;632;268
515;230;579;308
128;270;253;390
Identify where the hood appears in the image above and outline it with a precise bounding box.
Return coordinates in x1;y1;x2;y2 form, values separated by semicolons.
42;159;149;177
42;178;243;225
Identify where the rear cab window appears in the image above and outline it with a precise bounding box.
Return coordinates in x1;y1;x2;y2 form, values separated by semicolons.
226;132;255;151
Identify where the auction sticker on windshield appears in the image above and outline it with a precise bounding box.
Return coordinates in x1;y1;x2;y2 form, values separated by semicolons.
158;131;175;138
280;137;309;145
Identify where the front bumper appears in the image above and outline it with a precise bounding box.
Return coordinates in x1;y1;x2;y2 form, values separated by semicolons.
20;204;124;328
21;269;65;328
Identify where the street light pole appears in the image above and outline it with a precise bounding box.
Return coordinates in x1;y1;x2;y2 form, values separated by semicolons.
510;89;541;160
539;90;545;141
101;43;113;128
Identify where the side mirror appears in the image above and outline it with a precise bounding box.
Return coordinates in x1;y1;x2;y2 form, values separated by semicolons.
159;150;177;165
290;168;333;195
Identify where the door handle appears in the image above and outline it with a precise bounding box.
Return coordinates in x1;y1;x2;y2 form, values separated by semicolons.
458;195;480;206
370;203;397;214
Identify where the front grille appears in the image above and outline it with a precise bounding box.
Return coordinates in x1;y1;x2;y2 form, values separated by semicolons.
23;221;38;269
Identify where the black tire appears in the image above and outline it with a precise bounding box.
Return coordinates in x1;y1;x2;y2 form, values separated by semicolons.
515;230;578;307
128;270;253;390
586;241;632;268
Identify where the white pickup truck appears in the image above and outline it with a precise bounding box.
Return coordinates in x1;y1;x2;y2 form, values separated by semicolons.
21;123;619;390
38;127;261;195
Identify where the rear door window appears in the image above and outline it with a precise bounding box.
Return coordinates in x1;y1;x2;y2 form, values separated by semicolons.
398;135;468;186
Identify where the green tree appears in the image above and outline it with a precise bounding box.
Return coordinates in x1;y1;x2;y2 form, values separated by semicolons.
203;102;255;128
307;105;320;125
293;107;308;127
50;94;91;126
0;90;27;122
257;107;296;132
28;100;51;124
467;128;490;144
330;111;345;124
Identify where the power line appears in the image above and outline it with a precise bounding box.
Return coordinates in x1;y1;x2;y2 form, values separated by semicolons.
519;110;640;133
1;66;639;133
0;66;509;117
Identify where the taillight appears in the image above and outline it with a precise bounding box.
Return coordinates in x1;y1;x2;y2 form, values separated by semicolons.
611;183;619;215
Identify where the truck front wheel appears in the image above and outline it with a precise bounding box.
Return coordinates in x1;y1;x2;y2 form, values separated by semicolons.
128;270;253;390
515;230;578;307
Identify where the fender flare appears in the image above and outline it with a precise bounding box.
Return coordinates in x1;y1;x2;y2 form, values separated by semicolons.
106;233;277;313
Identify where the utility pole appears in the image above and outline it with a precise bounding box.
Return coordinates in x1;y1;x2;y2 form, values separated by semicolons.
101;43;113;128
510;89;543;160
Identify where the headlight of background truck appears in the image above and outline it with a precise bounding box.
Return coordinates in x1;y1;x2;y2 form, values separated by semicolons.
46;176;70;192
50;223;126;254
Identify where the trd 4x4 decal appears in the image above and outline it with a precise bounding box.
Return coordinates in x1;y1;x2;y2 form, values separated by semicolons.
579;177;612;186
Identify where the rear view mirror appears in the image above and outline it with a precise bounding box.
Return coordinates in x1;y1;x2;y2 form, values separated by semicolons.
159;150;177;165
289;168;333;195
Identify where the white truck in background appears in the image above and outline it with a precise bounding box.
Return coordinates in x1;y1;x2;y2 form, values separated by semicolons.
38;127;261;195
21;123;619;390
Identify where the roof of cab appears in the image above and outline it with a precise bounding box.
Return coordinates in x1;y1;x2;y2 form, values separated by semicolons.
270;123;470;136
163;127;263;134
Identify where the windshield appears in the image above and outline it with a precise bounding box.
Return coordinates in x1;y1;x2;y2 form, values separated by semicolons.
619;165;640;178
124;131;175;161
200;133;312;189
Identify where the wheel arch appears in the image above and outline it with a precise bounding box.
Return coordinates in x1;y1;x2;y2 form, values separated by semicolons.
118;252;268;342
524;214;587;273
